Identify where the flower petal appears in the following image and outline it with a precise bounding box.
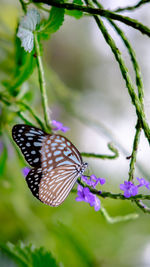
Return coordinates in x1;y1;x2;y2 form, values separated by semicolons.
22;167;30;177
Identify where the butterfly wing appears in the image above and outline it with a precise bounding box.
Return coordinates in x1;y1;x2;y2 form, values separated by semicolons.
40;134;83;171
12;124;82;169
12;124;85;207
26;167;43;200
12;124;47;167
26;165;79;207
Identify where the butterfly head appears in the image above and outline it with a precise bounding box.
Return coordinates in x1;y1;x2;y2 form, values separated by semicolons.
76;162;88;175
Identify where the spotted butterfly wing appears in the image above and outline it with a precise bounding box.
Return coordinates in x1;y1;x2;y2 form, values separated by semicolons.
12;124;47;167
26;165;79;207
12;124;87;206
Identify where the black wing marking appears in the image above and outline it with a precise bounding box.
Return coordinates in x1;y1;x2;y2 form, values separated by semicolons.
26;165;79;207
26;167;43;201
12;124;47;167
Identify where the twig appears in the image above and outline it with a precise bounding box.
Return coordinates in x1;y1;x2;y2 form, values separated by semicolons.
17;111;34;126
83;5;150;144
71;109;149;179
19;0;27;13
113;0;150;13
134;200;150;213
32;0;150;37
100;205;138;223
100;8;144;183
81;143;119;160
128;122;141;181
16;101;46;131
77;179;150;201
90;0;148;212
34;33;52;133
0;93;46;130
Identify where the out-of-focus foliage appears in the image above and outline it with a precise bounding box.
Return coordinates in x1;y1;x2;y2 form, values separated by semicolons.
3;37;36;96
1;242;59;267
0;145;7;177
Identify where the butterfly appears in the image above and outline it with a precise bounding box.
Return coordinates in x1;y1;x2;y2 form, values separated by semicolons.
12;124;88;207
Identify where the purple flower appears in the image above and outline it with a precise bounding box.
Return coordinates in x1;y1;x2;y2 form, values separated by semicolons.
52;120;70;133
76;184;100;211
137;177;150;190
81;174;106;189
90;174;106;188
81;175;95;187
120;181;138;198
22;167;30;177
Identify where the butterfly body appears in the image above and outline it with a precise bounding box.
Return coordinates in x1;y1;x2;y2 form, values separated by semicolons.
12;124;87;207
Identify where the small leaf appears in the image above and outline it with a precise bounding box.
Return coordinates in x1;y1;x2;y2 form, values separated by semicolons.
19;9;40;31
39;7;65;40
17;9;40;53
0;145;7;177
66;0;83;19
0;242;59;267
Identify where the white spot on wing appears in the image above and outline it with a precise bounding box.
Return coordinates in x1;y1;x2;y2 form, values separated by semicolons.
34;142;41;147
33;158;39;163
55;156;64;162
26;142;31;147
54;150;61;156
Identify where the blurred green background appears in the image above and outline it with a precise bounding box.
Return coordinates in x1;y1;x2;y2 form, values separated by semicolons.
0;0;150;266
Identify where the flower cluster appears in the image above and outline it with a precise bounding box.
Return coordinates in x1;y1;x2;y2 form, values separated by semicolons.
52;120;70;133
120;178;150;198
76;185;100;211
76;175;106;211
81;174;105;189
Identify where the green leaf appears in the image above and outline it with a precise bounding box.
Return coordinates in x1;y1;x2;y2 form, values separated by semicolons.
0;242;59;267
3;36;36;96
0;145;7;177
66;0;83;19
39;7;65;40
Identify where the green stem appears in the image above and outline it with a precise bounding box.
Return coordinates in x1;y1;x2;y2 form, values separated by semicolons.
77;179;150;201
34;33;52;133
16;101;46;131
107;20;144;102
90;0;148;212
86;12;150;144
134;200;150;213
17;111;34;125
107;20;144;182
19;0;27;13
114;0;150;13
128;122;141;181
33;0;150;142
32;0;150;37
93;0;144;183
100;205;138;223
71;109;149;178
0;93;46;130
81;143;119;160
